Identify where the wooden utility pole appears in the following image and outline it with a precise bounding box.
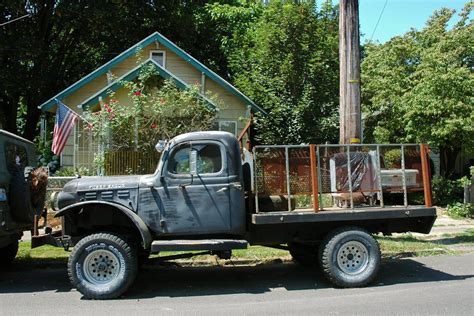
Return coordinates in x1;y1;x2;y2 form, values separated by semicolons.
339;0;361;144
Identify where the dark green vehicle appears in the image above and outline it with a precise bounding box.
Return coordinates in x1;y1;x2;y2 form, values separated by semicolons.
0;129;38;265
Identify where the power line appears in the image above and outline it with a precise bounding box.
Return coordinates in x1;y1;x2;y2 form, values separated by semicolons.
370;0;388;42
0;14;31;27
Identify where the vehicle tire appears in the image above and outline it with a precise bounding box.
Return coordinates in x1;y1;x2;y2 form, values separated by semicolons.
0;240;19;266
68;233;138;299
319;227;380;288
288;242;318;267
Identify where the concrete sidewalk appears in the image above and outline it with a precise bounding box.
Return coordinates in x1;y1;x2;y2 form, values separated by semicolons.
429;213;474;236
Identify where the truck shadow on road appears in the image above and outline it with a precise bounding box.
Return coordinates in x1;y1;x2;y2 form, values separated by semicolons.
125;256;474;299
0;257;472;298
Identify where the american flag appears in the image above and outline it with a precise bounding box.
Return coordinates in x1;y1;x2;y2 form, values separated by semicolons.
51;100;79;155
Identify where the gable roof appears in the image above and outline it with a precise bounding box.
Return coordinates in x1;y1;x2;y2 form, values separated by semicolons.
39;32;266;114
79;59;217;110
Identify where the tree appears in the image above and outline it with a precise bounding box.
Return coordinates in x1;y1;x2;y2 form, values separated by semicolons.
361;3;473;176
205;0;340;144
0;0;235;140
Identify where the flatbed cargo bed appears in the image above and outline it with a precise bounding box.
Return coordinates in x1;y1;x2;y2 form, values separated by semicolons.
252;206;437;225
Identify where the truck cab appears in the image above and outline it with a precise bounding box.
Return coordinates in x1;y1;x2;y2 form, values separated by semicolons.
138;131;246;236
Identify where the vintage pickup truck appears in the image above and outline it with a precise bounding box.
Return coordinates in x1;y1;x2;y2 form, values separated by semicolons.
52;131;436;299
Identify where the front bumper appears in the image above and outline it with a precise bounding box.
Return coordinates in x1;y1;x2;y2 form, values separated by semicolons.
31;230;71;249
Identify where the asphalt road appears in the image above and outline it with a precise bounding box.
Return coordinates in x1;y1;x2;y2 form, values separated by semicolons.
1;254;473;316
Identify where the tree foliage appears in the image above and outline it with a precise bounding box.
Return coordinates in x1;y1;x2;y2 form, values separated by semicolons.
0;0;235;140
361;2;473;176
205;0;340;144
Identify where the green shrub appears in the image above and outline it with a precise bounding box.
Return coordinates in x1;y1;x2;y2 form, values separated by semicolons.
446;202;473;219
54;167;96;177
432;176;467;206
383;149;401;168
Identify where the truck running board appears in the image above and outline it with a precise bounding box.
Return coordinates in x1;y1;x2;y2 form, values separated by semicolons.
151;239;248;252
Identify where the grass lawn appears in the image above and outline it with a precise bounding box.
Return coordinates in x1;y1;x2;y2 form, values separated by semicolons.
16;229;474;265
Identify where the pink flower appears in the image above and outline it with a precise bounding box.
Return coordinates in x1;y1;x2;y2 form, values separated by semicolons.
150;123;157;129
134;91;141;96
103;104;113;113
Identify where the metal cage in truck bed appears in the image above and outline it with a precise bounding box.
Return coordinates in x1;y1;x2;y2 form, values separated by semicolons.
250;143;435;232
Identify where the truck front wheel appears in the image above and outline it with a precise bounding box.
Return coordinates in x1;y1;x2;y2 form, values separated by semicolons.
0;240;19;266
319;227;380;287
68;233;138;299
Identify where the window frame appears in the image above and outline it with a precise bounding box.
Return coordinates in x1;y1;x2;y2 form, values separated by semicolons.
4;141;28;174
218;120;238;136
149;50;166;68
165;141;226;179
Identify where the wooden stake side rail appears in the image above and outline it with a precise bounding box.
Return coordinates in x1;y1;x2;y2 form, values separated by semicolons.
253;143;433;212
309;144;319;212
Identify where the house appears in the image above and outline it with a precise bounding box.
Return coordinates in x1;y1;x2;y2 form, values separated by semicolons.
39;32;265;171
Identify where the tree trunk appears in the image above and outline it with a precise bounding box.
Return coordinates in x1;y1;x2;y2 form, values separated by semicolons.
339;0;361;144
0;95;19;135
440;146;460;178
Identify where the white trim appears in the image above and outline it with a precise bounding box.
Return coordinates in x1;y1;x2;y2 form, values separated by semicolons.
149;50;166;68
218;120;238;136
73;124;77;169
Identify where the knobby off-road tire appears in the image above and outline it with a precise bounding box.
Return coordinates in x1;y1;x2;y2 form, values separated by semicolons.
288;242;319;267
0;240;19;266
319;227;380;288
68;233;138;299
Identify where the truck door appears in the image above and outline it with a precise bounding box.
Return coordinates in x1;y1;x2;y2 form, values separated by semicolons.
157;141;232;234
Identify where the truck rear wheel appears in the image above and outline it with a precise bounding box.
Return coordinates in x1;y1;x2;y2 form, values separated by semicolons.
0;240;19;266
288;242;318;267
319;227;380;287
68;233;138;299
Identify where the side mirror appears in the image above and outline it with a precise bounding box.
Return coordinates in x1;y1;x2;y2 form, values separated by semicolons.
155;140;167;153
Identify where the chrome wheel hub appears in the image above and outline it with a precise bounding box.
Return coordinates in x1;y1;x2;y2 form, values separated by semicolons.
336;241;369;275
83;249;120;285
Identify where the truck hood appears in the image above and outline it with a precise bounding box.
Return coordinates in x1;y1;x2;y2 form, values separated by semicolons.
58;175;142;211
74;175;141;192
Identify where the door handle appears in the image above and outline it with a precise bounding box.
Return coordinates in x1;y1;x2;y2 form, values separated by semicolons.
231;182;242;190
217;187;229;193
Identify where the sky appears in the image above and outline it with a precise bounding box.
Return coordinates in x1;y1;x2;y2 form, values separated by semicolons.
356;0;471;43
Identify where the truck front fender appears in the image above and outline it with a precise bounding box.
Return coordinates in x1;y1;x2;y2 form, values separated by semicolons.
55;201;152;249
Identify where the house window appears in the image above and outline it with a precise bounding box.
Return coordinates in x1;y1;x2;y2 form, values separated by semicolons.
150;50;166;67
219;121;237;136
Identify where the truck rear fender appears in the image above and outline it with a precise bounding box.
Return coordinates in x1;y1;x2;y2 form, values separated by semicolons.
55;201;152;249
